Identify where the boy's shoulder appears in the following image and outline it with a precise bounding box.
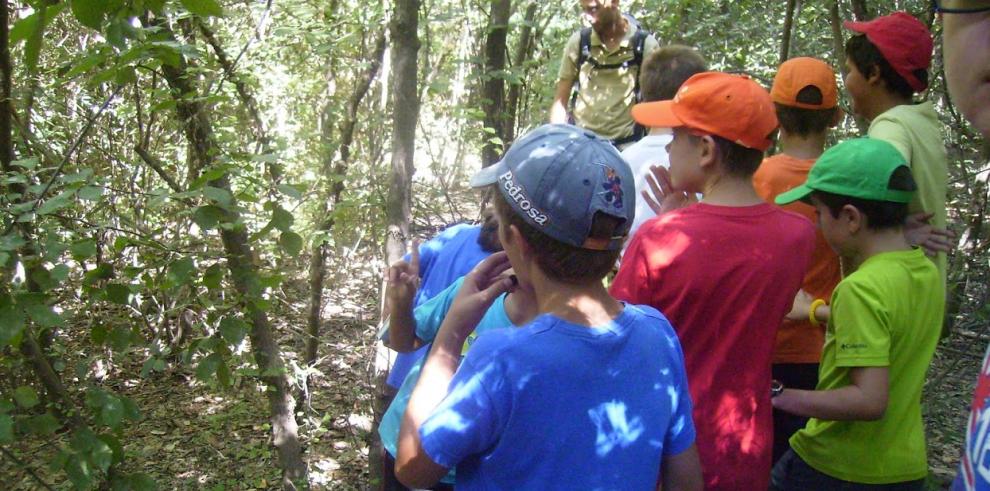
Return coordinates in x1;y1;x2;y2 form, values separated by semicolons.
837;249;940;298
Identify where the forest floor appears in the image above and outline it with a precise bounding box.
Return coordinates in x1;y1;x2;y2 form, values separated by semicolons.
1;243;986;490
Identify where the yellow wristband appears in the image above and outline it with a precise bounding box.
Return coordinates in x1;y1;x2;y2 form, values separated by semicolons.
809;299;826;328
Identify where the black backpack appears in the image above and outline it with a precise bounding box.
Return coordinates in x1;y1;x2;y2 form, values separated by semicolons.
569;19;649;144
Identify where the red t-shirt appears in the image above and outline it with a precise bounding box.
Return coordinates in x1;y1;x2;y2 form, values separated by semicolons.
753;154;842;364
611;202;815;490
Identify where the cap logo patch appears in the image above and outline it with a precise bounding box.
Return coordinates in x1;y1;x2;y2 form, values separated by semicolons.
499;170;549;225
601;166;624;209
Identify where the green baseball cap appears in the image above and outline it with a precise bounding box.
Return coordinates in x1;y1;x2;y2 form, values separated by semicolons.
775;137;914;205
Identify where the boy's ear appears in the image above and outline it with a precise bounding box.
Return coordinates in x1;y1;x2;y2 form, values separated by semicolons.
842;203;864;234
698;135;718;171
865;64;884;87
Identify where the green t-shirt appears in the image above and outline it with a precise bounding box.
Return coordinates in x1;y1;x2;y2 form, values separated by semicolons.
789;248;944;484
868;102;949;286
557;26;659;140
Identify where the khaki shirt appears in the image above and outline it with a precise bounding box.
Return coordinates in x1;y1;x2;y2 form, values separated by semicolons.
558;27;659;140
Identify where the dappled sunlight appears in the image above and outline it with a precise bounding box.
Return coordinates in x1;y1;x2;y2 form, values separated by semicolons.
588;400;646;457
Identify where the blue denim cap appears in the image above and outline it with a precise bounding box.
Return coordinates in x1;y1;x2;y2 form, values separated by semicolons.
470;124;635;250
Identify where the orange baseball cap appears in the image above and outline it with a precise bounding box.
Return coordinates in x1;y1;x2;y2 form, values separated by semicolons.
771;57;838;110
631;72;778;152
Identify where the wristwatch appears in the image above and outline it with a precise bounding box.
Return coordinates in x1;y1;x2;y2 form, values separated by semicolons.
771;379;785;398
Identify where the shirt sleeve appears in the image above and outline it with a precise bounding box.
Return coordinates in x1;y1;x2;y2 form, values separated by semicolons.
418;347;506;468
557;31;581;82
662;324;696;456
412;277;465;343
868;119;912;166
830;279;891;367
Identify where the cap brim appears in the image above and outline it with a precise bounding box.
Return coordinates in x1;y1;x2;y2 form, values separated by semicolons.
470;160;508;188
843;19;868;33
631;100;685;128
775;184;814;205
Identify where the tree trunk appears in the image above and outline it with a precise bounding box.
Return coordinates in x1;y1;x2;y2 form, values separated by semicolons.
0;0;81;428
480;0;511;167
153;17;307;490
505;2;538;145
384;0;420;266
850;0;871;21
780;0;797;64
829;0;845;76
304;30;386;371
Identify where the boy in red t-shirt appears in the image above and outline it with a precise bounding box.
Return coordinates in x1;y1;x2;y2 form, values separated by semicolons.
612;72;815;490
752;57;843;464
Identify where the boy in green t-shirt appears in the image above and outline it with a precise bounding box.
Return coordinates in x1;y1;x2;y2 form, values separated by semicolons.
842;12;952;284
770;138;944;490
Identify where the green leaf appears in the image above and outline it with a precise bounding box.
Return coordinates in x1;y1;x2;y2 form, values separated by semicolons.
25;302;64;328
181;0;224;17
71;239;98;260
36;191;74;216
83;264;114;286
277;183;303;200
10;12;39;45
216;359;231;387
202;264;224;290
13;386;39;409
23;412;59;435
99;396;124;429
192;205;225;230
64;451;94;491
91;324;110;345
71;0;108;30
0;304;26;348
279;231;303;256
104;284;130;305
201;186;233;206
0;233;26;251
109;326;133;352
0;414;13;444
97;433;125;466
195;353;223;381
271;207;294;232
167;257;196;285
219;317;247;346
77;185;104;201
121;396;141;421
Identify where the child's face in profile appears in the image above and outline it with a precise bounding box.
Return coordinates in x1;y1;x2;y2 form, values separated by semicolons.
666;127;705;193
810;195;850;256
843;59;870;119
943;11;990;137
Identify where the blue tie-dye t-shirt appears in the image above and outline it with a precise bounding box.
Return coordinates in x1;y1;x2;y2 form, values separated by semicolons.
419;304;696;490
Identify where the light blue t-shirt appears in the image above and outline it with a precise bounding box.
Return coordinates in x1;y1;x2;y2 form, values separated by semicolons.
379;277;514;483
388;223;493;389
419;304;696;489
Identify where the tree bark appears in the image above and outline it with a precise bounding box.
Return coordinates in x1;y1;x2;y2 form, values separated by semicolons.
480;0;511;167
780;0;797;64
505;2;538;145
850;0;871;21
152;16;307;490
829;0;846;77
0;0;81;428
305;30;386;371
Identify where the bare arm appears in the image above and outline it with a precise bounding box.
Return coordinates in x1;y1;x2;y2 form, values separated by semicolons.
772;366;889;421
549;79;574;124
658;444;703;491
395;253;515;487
904;212;955;257
383;244;422;352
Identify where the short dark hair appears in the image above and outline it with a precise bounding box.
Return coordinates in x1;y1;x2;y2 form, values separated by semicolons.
492;191;622;284
712;135;766;177
811;165;917;230
845;34;927;98
639;45;708;102
774;86;838;137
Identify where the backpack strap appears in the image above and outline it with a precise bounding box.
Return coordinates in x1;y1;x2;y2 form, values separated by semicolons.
570;27;594;114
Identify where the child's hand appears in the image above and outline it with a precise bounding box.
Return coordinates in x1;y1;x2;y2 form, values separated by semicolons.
438;252;515;341
386;240;421;313
641;164;696;215
785;289;814;321
904;212;955;257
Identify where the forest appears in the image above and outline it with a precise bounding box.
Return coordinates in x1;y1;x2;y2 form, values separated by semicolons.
0;0;987;489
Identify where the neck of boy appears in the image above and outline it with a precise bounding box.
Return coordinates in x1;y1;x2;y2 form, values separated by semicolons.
779;129;826;160
864;91;912;122
503;284;539;327
530;272;624;328
845;227;911;271
700;173;765;207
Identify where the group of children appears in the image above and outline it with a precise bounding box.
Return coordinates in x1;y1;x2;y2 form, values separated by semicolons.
377;9;962;491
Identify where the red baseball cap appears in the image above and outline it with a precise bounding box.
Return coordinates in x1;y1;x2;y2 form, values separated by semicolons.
631;72;778;152
771;57;838;109
843;12;932;92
